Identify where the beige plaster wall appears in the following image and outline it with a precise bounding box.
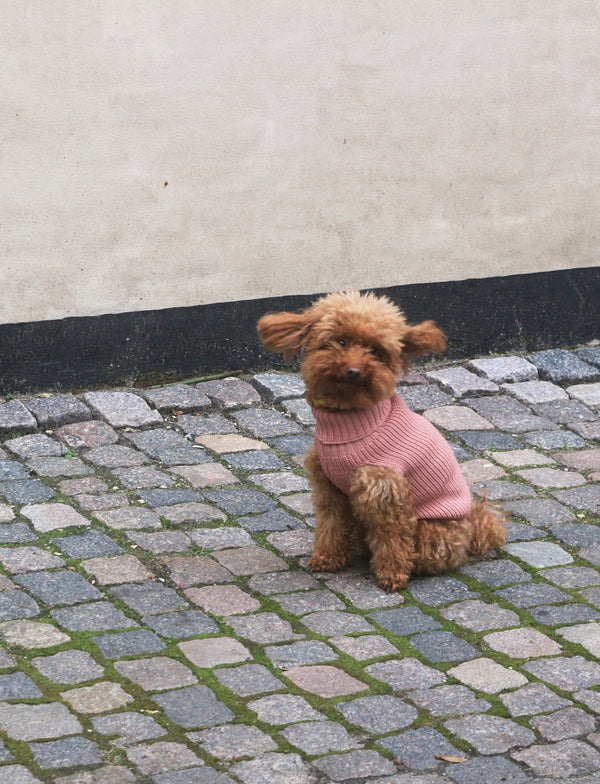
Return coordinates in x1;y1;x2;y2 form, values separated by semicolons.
2;1;599;324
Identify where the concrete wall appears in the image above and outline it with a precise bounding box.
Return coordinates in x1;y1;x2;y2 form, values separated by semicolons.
3;1;599;325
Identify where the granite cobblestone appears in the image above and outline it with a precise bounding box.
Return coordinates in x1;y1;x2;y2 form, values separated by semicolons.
3;347;600;781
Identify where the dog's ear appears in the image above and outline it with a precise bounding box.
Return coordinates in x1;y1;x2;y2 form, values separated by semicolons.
257;311;314;361
402;320;446;356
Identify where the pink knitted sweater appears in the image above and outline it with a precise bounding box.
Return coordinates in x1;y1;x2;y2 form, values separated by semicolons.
312;393;472;520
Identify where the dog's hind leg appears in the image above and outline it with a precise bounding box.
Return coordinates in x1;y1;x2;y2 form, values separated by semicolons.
412;517;472;575
305;445;356;573
348;465;417;591
466;498;507;555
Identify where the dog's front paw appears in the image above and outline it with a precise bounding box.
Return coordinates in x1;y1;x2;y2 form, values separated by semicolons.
307;552;348;573
376;574;408;593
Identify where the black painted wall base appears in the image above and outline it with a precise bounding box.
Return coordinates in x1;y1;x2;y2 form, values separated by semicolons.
1;266;598;395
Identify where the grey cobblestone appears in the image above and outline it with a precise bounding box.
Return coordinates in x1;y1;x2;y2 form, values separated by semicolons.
237;508;305;532
0;479;55;503
29;737;101;769
91;629;167;657
85;443;147;467
29;455;90;477
313;749;396;780
124;740;203;775
568;382;600;407
408;684;490;716
512;739;600;778
247;693;326;724
426;367;499;397
523;656;600;690
264;640;337;667
281;720;361;754
31;649;104;684
525;429;586;449
273;589;344;615
54;530;124;559
50;601;138;631
446;714;536;755
527;602;600;626
448;756;530;784
115;657;197;691
0;671;42;699
409;629;479;662
0;545;64;573
366;658;446;690
252;372;306;401
468;355;538;383
5;433;64;457
188;724;276;759
213;663;284;696
0;400;37;432
143;609;219;638
533;398;599;424
0;462;30;482
141;384;212;411
447;657;527;692
369;605;441;634
56;419;119;449
280;397;315;426
397;385;454;411
151;685;234;728
499;681;572;716
504;497;575;525
83;390;163;427
464;395;557;433
0;523;37;544
196;377;262;409
109;581;188;614
454;430;522;450
495;582;572;607
232;408;303;438
441;599;519;631
0;701;82;741
329;634;398;659
503;379;568;404
527;349;600;383
530;706;596;741
137;488;206;507
3;346;600;783
127;433;213;467
337;694;418;734
378;727;461;772
461;559;532;586
0;589;39;620
502;540;573;566
14;569;102;605
226;612;301;643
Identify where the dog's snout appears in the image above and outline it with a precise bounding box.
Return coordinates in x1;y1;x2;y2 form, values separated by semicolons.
346;366;361;380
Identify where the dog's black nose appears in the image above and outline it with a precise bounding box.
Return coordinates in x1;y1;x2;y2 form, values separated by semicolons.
346;366;361;380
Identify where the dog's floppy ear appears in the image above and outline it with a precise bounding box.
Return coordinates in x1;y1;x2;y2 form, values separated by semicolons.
402;320;446;356
257;311;314;361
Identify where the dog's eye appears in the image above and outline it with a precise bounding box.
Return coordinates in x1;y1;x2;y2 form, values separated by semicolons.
337;339;346;347
368;347;377;355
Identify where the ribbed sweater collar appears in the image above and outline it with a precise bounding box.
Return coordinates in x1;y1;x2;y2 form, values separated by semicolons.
313;394;406;445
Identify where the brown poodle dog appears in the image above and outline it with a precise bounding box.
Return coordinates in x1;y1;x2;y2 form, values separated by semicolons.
257;290;506;591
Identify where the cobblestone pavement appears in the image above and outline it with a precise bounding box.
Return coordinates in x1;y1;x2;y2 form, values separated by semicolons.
1;346;600;783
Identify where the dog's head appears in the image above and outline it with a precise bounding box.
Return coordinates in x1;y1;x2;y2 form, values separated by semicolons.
257;290;446;410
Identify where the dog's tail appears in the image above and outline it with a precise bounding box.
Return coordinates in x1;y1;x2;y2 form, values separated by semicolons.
466;495;507;557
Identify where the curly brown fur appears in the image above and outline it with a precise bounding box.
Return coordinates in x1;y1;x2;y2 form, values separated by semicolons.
257;290;506;591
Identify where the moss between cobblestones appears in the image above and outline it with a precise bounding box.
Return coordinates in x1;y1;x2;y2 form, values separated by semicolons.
1;739;37;777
